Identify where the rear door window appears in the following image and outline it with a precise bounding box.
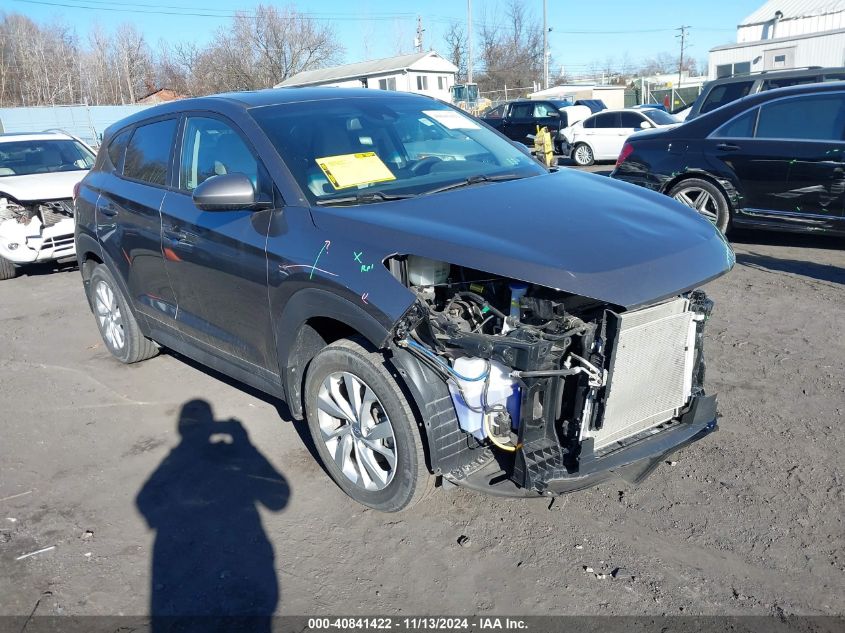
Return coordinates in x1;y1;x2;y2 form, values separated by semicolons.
712;108;759;138
591;112;620;128
106;129;131;173
700;81;755;115
509;103;534;119
755;93;845;140
533;102;559;118
123;119;178;186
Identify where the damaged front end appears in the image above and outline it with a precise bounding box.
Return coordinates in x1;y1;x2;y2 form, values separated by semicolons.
0;196;76;264
387;255;718;497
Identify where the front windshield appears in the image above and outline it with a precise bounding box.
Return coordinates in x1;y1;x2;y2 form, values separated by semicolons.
0;139;95;176
250;96;546;204
642;109;679;125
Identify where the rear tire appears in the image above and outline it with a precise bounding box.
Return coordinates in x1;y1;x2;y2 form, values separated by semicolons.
304;337;433;512
88;264;158;364
0;256;15;280
572;143;594;166
668;178;731;234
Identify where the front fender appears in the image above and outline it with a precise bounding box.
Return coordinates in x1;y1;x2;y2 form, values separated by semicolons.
275;288;394;416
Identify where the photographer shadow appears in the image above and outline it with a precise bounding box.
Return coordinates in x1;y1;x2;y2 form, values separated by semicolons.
136;399;290;632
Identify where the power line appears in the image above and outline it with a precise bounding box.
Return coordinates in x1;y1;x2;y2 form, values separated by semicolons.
11;0;418;20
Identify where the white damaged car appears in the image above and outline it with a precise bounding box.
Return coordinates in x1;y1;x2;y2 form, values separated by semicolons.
0;132;95;279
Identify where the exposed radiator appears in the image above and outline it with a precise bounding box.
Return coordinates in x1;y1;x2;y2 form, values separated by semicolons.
585;297;698;451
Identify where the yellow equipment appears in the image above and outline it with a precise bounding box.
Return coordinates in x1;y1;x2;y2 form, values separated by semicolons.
533;125;554;167
450;83;492;116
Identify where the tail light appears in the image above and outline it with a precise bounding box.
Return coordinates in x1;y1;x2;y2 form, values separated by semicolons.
616;143;634;167
72;181;81;201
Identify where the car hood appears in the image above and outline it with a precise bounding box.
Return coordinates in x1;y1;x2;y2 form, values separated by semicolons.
311;169;734;309
0;170;88;202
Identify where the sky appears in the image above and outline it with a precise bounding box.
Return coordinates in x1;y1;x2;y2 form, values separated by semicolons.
8;0;765;76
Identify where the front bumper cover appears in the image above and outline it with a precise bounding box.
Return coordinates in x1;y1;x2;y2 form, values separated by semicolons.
544;394;717;494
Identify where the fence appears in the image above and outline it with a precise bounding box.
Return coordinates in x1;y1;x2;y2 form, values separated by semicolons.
479;86;537;109
633;82;704;111
0;104;153;147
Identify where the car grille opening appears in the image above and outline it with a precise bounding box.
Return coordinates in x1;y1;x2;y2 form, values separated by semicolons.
37;199;74;227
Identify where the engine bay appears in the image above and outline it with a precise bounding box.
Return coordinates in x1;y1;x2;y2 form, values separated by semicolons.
0;196;74;227
387;254;712;492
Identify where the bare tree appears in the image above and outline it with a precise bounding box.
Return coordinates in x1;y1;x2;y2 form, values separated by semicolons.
191;4;343;94
443;22;468;82
639;51;697;77
475;0;544;92
391;18;412;56
114;23;152;103
0;5;342;106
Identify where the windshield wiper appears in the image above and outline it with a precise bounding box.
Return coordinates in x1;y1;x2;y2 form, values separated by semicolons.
421;173;526;196
314;191;417;206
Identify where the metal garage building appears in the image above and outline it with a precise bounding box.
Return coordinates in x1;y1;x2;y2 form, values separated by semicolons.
709;0;845;78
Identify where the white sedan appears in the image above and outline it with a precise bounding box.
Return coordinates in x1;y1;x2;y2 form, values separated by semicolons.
561;108;679;166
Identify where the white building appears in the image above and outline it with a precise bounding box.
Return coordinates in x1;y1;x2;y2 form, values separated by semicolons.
709;0;845;79
274;51;458;100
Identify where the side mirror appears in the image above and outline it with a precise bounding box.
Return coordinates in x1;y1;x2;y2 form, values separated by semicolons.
192;173;266;211
640;121;654;129
547;111;560;118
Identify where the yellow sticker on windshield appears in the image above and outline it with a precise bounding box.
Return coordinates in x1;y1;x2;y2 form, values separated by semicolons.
315;152;396;190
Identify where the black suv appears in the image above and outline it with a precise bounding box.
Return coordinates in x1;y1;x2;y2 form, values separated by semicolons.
75;88;733;511
481;100;588;152
687;65;845;120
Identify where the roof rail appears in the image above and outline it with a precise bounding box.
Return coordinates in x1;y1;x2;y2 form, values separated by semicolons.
725;65;826;79
41;128;95;149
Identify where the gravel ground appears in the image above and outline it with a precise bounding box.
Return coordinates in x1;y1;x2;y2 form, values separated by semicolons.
0;228;843;618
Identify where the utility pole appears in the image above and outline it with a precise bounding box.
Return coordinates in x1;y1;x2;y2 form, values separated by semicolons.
543;0;549;89
676;25;690;93
415;15;425;53
467;0;474;84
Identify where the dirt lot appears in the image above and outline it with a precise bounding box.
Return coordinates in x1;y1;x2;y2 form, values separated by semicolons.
0;228;843;618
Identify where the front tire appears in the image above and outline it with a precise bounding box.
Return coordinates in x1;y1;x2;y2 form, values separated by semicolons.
572;143;594;166
668;178;732;234
0;256;15;280
304;338;432;512
88;264;158;364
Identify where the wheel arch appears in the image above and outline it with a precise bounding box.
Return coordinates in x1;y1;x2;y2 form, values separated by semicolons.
75;233;105;310
277;292;465;477
76;239;143;329
571;139;595;157
276;288;393;420
660;169;738;211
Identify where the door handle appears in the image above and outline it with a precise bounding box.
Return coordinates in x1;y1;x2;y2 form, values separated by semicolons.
716;143;741;151
99;205;118;218
163;226;189;242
